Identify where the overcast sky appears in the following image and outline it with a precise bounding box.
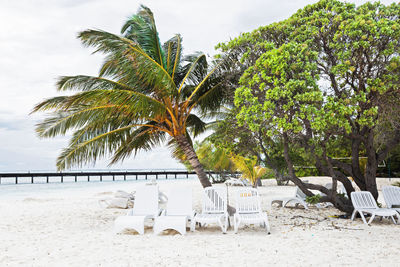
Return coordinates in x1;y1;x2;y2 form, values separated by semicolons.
0;0;395;171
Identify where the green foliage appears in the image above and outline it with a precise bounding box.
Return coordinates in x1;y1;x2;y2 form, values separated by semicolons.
230;155;266;186
183;141;236;173
217;0;400;183
222;0;400;136
392;181;400;187
295;168;321;177
305;194;322;205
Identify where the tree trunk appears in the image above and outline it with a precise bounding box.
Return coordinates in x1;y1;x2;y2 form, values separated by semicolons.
175;134;237;216
175;135;212;188
351;138;366;190
257;132;286;185
364;130;379;199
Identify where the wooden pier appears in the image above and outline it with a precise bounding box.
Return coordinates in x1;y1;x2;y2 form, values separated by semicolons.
0;170;230;185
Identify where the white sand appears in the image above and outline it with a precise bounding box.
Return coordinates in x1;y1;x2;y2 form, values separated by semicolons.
1;177;400;266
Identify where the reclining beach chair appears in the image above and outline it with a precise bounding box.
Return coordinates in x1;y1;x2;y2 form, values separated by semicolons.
350;191;400;225
317;182;348;208
153;187;195;235
270;186;309;209
324;182;347;195
225;178;245;186
190;187;229;233
382;186;400;214
224;178;251;186
233;188;270;234
114;185;159;234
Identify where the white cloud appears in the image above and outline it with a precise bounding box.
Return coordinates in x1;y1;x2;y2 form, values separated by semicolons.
0;0;395;171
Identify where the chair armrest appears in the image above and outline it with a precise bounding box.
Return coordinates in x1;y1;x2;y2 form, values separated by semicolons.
191;210;197;219
158;208;165;216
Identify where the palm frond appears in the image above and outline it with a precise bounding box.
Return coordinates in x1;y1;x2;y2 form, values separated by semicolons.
184;54;231;109
162;34;182;80
56;75;133;92
33;89;166;121
56;124;136;170
78;29;176;97
186;114;207;138
110;123;167;164
121;5;165;68
36;105;116;138
177;53;207;93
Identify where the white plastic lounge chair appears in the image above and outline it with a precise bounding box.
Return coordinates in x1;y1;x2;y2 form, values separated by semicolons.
324;183;347;197
270;186;309;209
241;178;251;186
114;185;159;234
382;186;400;214
317;182;348;208
233;188;270;234
153;187;195;235
350;191;400;225
99;197;131;209
225;178;251;186
190;187;229;233
225;178;245;186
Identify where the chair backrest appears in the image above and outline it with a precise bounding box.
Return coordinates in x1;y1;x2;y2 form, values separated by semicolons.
382;186;400;208
241;178;251;186
235;188;261;214
165;187;193;216
295;187;307;199
350;191;378;209
202;187;227;214
132;185;159;216
325;182;347;195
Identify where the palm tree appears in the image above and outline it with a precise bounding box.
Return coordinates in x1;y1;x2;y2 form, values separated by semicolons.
230;155;266;187
32;5;228;188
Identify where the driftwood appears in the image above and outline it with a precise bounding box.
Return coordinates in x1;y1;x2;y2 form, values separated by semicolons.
290;215;327;223
329;222;364;231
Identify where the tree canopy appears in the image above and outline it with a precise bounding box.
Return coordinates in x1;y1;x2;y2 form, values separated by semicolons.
32;5;229;188
217;0;400;212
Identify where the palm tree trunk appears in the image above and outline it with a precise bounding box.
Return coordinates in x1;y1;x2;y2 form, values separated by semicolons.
175;135;212;188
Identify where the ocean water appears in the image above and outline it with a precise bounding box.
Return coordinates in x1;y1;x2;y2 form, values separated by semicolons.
0;173;197;199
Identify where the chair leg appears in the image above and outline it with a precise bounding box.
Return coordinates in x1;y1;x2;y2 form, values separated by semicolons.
299;199;309;210
367;213;375;225
390;215;396;224
218;216;227;233
359;212;368;224
221;216;227;233
138;225;145;235
351;210;357;221
264;216;271;234
190;219;196;232
394;213;400;225
234;215;240;234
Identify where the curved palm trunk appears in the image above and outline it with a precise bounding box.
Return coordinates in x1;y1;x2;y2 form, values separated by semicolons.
175;135;212;188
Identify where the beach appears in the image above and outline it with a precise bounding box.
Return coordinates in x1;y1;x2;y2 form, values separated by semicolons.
1;177;400;267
